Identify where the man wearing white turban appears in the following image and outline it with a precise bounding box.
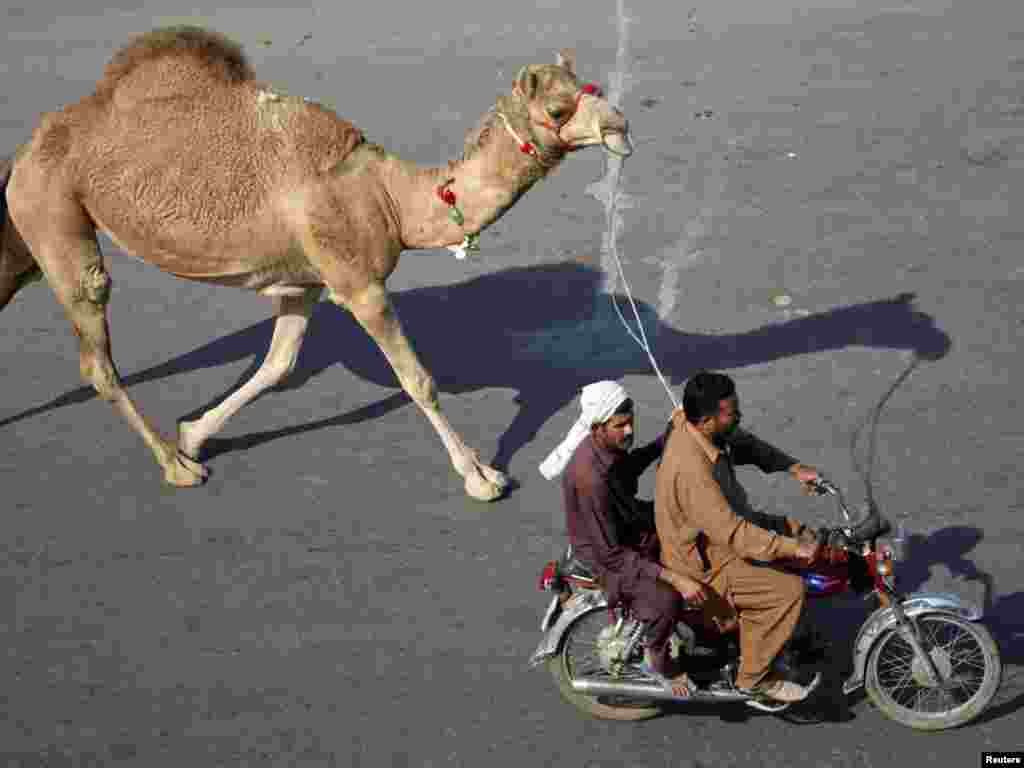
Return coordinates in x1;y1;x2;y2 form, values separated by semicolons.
540;381;707;698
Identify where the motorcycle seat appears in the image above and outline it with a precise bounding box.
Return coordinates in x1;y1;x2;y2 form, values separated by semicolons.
559;546;603;588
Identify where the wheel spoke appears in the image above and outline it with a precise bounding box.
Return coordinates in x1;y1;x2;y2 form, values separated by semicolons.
875;617;982;711
914;688;927;711
561;610;662;710
878;651;914;676
948;674;981;699
950;652;987;671
889;670;919;700
918;687;939;712
935;632;974;656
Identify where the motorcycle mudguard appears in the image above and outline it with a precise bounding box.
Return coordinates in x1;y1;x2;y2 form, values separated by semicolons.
842;591;983;694
529;589;607;669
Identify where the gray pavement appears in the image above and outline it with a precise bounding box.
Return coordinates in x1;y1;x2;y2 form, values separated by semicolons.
2;0;1023;765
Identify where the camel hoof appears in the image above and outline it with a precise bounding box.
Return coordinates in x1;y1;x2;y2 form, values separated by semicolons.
164;451;210;487
465;469;504;502
177;420;205;461
476;464;509;492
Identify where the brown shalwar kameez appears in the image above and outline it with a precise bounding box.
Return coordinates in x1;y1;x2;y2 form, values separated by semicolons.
654;414;807;690
562;431;682;673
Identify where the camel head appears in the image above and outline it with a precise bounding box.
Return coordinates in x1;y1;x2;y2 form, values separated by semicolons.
508;49;633;159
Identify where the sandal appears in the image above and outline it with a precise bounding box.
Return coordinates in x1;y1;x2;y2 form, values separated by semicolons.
640;655;694;699
740;671;821;712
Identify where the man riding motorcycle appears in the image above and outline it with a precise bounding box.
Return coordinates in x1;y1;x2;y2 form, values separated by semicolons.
540;380;704;697
655;370;823;708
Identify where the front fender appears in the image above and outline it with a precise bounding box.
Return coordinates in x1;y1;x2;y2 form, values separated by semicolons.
528;589;607;668
843;591;983;694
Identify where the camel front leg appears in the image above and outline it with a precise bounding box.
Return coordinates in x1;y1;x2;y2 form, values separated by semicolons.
177;287;321;459
338;285;509;501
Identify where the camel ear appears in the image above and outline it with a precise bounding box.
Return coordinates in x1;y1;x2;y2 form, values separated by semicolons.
515;65;540;100
557;48;576;76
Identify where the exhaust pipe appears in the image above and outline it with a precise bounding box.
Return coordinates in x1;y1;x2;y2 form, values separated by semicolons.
570;677;749;703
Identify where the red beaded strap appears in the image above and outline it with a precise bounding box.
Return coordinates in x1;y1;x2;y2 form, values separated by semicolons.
437;185;456;206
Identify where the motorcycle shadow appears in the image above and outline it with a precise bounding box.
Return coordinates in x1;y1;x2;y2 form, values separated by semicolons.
776;524;1024;728
892;525;1024;727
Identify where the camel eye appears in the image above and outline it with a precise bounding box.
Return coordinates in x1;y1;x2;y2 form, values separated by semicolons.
548;106;566;121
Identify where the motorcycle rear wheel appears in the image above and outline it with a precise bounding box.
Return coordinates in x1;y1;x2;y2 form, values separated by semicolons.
865;612;1001;731
548;607;665;721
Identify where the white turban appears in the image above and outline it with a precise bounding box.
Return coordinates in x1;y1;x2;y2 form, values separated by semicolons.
539;380;629;481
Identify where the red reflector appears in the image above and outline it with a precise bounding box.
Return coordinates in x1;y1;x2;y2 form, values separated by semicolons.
539;560;558;591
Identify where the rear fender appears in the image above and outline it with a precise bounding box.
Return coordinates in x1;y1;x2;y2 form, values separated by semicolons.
529;589;607;668
843;591;983;694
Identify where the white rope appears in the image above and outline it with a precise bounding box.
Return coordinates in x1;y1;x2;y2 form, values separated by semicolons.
597;0;681;411
603;198;681;411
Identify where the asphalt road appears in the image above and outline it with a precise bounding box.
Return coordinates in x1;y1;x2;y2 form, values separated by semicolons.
2;1;1023;765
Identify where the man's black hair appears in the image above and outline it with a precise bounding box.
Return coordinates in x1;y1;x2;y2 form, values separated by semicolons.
682;371;735;424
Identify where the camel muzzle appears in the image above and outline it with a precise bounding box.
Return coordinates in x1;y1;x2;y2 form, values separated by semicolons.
602;129;633;158
598;106;632;157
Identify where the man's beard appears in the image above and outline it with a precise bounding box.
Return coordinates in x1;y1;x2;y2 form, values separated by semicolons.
607;435;633;454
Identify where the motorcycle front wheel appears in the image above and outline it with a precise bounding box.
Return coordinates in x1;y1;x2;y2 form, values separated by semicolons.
865;612;1001;731
548;606;665;721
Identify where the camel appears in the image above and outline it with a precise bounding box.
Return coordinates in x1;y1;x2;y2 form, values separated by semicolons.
0;26;633;501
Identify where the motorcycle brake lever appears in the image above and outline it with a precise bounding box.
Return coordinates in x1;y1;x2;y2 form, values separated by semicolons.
811;478;839;496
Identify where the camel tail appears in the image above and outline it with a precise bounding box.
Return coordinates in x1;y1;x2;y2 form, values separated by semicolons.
0;152;42;311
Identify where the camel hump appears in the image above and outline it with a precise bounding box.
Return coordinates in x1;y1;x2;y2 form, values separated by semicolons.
95;26;255;100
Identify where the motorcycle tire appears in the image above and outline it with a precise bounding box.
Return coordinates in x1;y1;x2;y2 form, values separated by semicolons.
864;612;1001;731
548;606;665;721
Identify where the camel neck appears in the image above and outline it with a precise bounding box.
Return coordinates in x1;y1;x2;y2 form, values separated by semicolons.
379;108;566;251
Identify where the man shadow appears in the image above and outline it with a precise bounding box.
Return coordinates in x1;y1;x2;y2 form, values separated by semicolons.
0;262;952;480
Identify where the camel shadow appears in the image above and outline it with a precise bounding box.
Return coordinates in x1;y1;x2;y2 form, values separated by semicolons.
0;262;952;475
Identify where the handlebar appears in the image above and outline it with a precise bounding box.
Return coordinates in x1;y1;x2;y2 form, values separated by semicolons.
807;476;892;549
807;477;840;496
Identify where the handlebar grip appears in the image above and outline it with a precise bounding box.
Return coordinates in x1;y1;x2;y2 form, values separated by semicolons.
818;526;852;550
810;478;838;495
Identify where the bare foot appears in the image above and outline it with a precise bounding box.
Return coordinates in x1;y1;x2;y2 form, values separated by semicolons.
644;654;694;697
662;671;693;698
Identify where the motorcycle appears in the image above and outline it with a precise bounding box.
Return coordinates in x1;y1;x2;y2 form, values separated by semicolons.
529;478;1002;730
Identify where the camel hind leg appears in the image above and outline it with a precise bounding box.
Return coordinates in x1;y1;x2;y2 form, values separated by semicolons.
0;154;42;310
27;229;209;486
0;264;42;310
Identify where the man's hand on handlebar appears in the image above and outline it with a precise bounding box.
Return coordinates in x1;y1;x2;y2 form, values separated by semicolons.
818;525;853;551
789;463;822;496
793;538;821;564
811;527;852;564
